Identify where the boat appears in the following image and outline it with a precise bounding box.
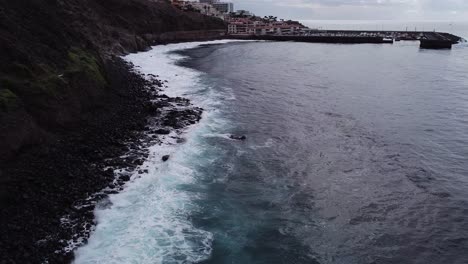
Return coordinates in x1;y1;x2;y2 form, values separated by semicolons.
382;37;394;44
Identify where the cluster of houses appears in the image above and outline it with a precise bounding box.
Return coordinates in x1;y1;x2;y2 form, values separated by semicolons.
226;17;305;36
170;0;306;36
170;0;232;18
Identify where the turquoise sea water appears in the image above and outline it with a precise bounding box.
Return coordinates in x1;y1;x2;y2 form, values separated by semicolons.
75;34;468;264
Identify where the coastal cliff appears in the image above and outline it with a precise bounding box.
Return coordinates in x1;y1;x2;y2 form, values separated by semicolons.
0;0;225;262
0;0;225;160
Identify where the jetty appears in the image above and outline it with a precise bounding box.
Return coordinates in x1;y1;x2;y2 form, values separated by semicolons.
228;30;463;49
419;32;459;49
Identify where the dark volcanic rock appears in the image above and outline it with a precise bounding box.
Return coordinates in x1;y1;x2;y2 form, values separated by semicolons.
133;158;145;166
154;128;171;135
176;138;187;144
119;175;131;182
0;58;154;263
162;108;203;129
146;103;161;115
0;0;224;262
230;135;247;141
0;0;225;161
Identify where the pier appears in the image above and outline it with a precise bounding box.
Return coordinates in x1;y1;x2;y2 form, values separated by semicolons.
228;31;463;49
420;32;459;49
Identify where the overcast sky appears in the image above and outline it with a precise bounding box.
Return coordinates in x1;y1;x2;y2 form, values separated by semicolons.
230;0;468;20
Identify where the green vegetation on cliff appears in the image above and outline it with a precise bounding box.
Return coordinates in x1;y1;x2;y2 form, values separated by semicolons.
0;0;226;262
0;0;225;159
67;48;107;86
0;48;105;108
0;88;19;111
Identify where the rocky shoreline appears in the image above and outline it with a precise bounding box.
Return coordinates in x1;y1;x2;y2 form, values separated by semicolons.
0;0;226;262
0;57;203;263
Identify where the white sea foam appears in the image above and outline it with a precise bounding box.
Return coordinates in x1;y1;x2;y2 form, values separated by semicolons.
249;138;274;150
73;40;248;264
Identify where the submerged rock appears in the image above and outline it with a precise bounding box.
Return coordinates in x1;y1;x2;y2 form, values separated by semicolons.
96;197;113;210
162;155;170;162
119;175;130;182
230;135;247;141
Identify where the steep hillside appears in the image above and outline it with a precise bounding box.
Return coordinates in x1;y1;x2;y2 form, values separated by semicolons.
0;0;225;160
0;0;225;262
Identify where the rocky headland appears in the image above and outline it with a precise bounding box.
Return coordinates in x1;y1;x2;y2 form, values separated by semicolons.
0;0;225;262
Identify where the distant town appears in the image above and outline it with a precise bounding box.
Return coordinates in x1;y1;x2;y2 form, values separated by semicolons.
169;0;462;48
170;0;308;36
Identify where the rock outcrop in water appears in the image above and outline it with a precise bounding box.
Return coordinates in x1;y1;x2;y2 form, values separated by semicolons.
0;0;225;262
162;155;171;162
230;134;247;141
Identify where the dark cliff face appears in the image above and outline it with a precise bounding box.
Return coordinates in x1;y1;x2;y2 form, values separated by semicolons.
0;0;225;161
0;0;225;262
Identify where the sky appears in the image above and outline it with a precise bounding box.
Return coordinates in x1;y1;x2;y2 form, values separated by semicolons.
230;0;468;21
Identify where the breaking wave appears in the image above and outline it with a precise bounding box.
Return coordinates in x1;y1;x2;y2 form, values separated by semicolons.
73;40;246;264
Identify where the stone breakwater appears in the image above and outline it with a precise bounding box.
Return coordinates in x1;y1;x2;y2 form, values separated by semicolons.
228;31;463;48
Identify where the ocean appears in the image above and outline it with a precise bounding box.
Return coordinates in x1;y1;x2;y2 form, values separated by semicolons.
74;34;468;263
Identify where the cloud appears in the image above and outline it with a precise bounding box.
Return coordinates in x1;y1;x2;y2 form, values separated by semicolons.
274;0;410;8
230;0;468;20
419;0;468;11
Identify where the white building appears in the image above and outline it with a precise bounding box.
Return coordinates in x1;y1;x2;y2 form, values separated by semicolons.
190;2;222;16
196;0;234;14
209;1;234;13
